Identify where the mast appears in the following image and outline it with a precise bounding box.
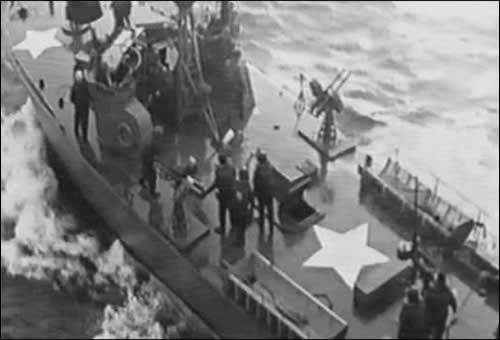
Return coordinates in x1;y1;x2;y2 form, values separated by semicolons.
173;1;220;143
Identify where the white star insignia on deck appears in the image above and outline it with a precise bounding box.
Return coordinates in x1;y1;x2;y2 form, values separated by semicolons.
303;223;390;289
13;28;62;59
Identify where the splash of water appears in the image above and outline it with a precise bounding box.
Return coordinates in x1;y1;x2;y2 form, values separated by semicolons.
95;281;190;339
1;100;101;288
0;101;197;338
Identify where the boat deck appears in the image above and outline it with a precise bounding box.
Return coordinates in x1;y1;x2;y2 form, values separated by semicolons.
5;2;498;339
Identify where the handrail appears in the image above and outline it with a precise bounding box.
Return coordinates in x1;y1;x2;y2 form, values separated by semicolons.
363;151;497;223
361;152;499;269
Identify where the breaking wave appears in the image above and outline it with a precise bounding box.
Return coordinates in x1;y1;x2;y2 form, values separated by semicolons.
0;102;198;339
95;280;207;340
1;101;119;294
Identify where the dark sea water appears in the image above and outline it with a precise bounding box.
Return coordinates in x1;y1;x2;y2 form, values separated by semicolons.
1;270;101;339
1;1;499;339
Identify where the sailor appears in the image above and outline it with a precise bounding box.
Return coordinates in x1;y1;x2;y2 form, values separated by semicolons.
169;156;202;235
203;154;237;236
139;144;160;198
172;174;190;239
236;168;254;226
397;288;427;339
424;272;458;339
70;69;91;143
229;191;247;247
111;1;132;31
228;168;254;247
253;151;275;237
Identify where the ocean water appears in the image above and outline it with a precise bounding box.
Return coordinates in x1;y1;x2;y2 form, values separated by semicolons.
1;1;499;339
238;1;499;236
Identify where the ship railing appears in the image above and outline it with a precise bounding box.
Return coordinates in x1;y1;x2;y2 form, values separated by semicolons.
363;151;496;223
6;46;58;122
359;151;499;268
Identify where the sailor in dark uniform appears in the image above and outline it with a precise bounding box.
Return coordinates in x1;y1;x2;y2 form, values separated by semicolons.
203;154;237;236
229;191;247;247
253;152;275;237
227;168;254;247
236;168;254;226
397;288;427;339
139;145;160;198
70;70;91;143
424;272;457;339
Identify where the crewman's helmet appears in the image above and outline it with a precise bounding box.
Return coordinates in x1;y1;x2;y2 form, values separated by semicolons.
75;70;84;83
437;272;447;285
188;156;197;167
218;154;228;165
257;152;267;164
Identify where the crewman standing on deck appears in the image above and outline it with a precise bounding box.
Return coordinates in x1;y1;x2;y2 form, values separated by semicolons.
139;144;160;198
229;191;247;247
203;154;237;236
253;151;275;237
397;288;427;339
424;272;457;339
70;69;91;144
227;168;254;247
236;168;254;225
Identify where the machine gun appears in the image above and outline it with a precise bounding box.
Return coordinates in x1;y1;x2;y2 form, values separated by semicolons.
295;69;354;161
309;69;350;117
294;69;351;120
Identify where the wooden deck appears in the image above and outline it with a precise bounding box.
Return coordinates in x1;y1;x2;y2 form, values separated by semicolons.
4;2;498;339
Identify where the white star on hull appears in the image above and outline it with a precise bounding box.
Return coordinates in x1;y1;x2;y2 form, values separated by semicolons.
303;223;390;289
13;28;62;59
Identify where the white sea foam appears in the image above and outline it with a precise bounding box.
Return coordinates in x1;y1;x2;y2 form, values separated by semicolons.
0;101;193;338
